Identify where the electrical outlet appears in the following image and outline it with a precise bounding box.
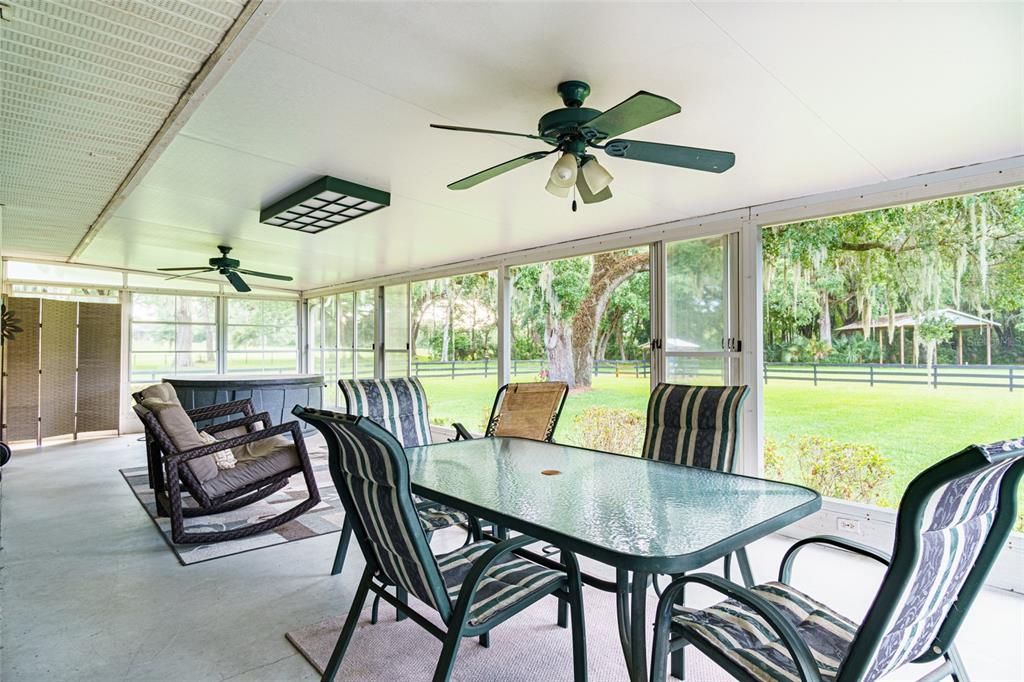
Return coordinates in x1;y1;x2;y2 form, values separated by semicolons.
837;517;862;534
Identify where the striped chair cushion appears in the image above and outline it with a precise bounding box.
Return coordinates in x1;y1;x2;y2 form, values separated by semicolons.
320;417;446;612
672;581;858;682
861;445;1020;680
339;378;433;447
417;502;469;532
642;383;749;471
438;541;565;626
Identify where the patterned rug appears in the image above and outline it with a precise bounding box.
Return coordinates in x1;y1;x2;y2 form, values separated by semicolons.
286;578;730;681
120;440;340;565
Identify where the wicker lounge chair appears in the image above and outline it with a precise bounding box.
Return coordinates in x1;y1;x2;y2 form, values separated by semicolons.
132;383;319;544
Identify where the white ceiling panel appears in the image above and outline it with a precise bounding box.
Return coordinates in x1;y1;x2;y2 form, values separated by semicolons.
696;2;1024;179
48;1;1023;290
0;0;247;259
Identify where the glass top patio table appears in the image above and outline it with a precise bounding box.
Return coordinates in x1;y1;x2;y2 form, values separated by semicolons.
406;436;821;575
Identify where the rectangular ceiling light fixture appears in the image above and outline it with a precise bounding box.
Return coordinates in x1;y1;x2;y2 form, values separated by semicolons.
260;176;390;234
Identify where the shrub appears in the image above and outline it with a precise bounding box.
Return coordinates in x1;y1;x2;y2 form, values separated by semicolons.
763;437;785;480
572;406;645;456
791;435;894;505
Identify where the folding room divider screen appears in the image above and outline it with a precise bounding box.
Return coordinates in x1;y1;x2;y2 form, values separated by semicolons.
3;297;122;444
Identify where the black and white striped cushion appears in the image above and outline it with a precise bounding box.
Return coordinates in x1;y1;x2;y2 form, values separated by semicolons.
417;502;469;532
323;419;445;612
339;377;433;447
642;384;749;471
438;541;565;626
673;581;858;682
861;446;1020;680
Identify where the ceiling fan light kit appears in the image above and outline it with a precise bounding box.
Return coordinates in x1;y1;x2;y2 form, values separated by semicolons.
260;175;390;234
431;80;735;207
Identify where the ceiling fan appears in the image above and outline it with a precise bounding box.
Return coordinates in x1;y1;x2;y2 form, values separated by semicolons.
157;245;293;293
431;80;735;208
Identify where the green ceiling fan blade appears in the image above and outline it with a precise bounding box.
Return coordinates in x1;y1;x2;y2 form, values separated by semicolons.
448;150;555;190
162;268;216;280
576;172;612;204
431;124;556;144
582;91;680;140
604;139;735;173
224;270;251;293
235;268;293;282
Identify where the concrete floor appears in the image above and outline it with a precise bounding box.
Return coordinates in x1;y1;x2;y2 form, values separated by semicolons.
1;434;1022;681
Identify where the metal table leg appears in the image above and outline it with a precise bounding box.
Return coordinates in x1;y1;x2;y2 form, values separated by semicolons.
615;569;633;667
616;569;652;682
629;571;651;682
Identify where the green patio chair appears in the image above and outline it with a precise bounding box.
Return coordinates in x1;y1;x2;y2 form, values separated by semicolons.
650;435;1024;682
294;406;588;682
329;377;474;577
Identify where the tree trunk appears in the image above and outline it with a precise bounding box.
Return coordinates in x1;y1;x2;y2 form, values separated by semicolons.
176;297;193;367
441;281;451;362
818;290;832;345
570;252;650;388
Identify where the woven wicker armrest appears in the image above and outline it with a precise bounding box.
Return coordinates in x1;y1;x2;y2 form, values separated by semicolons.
186;399;255;423
167;421;302;466
204;412;272;435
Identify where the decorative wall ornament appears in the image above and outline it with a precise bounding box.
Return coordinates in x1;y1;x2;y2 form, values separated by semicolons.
1;304;23;344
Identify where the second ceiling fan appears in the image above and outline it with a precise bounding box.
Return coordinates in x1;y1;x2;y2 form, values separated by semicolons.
431;81;735;208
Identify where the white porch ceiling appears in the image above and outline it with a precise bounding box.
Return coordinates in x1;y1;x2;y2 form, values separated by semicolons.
0;0;248;258
8;2;1022;291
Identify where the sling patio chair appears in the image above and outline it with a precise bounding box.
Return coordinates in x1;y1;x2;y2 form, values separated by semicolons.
132;383;320;544
649;435;1024;682
452;381;569;443
294;406;588;682
642;383;752;584
330;377;475;578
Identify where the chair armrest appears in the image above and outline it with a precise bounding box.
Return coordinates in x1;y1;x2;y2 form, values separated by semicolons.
451;536;545;616
168;421;300;466
656;574;824;682
780;535;891;584
186;399;255;423
204;412;272;435
451;423;475;441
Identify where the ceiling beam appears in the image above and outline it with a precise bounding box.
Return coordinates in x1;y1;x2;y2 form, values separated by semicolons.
67;0;278;262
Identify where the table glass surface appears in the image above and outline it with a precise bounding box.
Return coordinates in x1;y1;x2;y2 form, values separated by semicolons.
406;437;820;571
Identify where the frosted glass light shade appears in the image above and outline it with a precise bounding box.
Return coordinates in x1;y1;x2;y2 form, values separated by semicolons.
549;152;578;188
545;177;570;197
581;158;613;194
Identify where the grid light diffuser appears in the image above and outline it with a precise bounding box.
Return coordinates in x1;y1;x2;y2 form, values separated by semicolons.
260;176;390;234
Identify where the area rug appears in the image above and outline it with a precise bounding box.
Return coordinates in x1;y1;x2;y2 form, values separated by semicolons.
286;586;730;681
120;443;341;565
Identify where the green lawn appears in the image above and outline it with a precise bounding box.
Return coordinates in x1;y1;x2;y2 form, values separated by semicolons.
420;374;1024;520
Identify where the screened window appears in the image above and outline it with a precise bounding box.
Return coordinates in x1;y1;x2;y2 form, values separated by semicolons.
411;272;498;433
309;289;376;407
225;299;299;374
510;248;650;454
130;293;217;389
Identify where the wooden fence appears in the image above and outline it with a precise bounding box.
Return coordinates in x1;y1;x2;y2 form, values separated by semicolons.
411;358;651;379
764;363;1022;390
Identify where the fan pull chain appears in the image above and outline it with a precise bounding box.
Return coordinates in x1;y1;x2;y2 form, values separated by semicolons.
571;185;578;213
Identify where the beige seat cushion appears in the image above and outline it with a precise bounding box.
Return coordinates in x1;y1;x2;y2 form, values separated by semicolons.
201;441;301;499
138;383;219;484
